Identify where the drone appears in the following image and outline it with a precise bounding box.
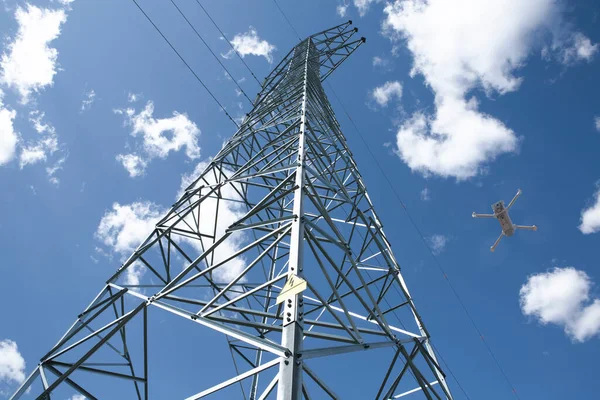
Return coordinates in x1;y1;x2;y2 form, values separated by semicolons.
472;189;537;252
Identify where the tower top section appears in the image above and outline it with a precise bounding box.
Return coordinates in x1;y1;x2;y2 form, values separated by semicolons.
260;21;365;95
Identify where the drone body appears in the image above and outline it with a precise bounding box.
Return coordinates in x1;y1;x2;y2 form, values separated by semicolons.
472;189;537;252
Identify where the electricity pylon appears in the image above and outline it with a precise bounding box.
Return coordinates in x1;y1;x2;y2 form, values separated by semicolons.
11;22;453;400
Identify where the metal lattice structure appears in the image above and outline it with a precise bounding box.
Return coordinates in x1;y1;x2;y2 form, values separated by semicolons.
12;22;453;400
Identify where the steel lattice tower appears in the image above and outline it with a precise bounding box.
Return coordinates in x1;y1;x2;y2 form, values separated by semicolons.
11;22;453;400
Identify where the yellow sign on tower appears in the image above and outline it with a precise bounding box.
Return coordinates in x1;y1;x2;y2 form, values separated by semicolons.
275;275;307;304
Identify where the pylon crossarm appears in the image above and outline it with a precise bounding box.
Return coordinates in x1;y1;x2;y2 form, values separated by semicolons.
310;21;353;43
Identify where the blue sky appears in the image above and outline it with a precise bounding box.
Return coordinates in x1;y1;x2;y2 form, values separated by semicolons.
1;0;600;398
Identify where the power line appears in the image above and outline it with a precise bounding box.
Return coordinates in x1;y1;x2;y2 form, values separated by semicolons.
326;81;521;400
272;0;302;41
169;0;253;104
193;0;262;86
131;0;239;129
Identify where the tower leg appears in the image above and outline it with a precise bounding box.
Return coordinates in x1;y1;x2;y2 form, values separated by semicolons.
277;37;311;400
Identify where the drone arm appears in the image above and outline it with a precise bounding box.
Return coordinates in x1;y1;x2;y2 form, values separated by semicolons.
490;232;504;252
507;189;522;210
472;212;495;218
515;224;537;231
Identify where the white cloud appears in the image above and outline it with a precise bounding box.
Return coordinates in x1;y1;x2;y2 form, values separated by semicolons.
384;0;536;179
383;0;571;179
579;185;600;234
354;0;382;16
420;187;430;201
336;4;348;17
371;81;402;107
0;4;67;103
116;100;201;177
520;267;600;342
428;234;448;255
68;394;86;400
80;89;95;112
385;1;597;180
0;339;26;386
0;90;18;166
223;27;276;63
116;153;147;178
594;116;600;132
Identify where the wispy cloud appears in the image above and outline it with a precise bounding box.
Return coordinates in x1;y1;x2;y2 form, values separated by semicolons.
336;3;348;17
46;154;67;185
372;56;392;71
354;0;382;17
544;32;598;65
19;110;58;169
370;81;402;107
80;89;96;112
428;234;448;255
